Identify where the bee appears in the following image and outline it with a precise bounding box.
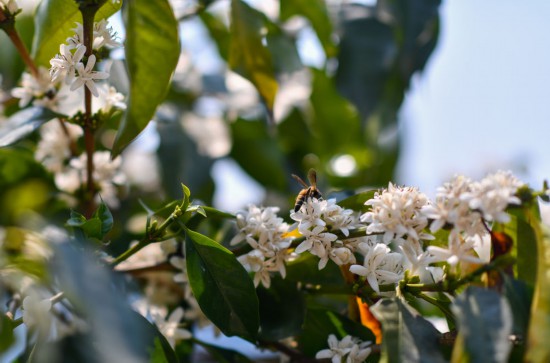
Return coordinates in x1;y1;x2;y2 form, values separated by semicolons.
292;169;322;212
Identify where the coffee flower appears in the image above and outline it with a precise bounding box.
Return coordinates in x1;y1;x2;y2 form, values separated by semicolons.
349;243;404;293
362;183;432;245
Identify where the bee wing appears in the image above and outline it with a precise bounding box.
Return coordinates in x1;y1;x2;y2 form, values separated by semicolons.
307;169;317;188
292;174;309;188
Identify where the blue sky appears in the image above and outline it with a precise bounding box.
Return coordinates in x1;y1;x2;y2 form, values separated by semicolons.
399;0;550;194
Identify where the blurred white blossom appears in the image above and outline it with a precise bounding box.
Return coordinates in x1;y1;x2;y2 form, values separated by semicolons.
0;0;19;14
35;120;82;173
150;306;192;348
12;67;56;108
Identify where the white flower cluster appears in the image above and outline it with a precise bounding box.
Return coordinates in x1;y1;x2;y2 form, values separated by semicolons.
11;67;57;108
350;171;524;286
49;20;120;97
421;171;523;273
231;205;293;288
290;198;362;270
316;334;373;363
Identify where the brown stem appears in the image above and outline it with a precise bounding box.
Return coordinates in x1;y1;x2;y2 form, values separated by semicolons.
4;24;39;78
81;7;98;217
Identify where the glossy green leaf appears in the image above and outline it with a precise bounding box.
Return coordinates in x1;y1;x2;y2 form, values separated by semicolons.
257;276;305;341
371;298;446;363
280;0;336;58
112;0;180;155
185;228;259;341
451;287;512;363
229;0;278;112
32;0;121;67
503;276;532;337
298;307;376;358
194;340;253;363
286;253;344;286
0;107;65;147
230;118;287;191
525;203;550;363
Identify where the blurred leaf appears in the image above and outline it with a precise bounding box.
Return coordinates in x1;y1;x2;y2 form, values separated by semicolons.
337;189;377;213
265;23;303;74
51;242;177;362
279;0;336;58
229;0;278;112
185;228;259;341
310;69;362;155
32;0;121;67
0;107;64;147
112;0;180;156
493;208;537;285
298;307;376;358
200;11;230;60
371;298;445;363
230;118;287;191
503;275;532;338
525;204;550;363
257;276;305;341
194;340;253;363
0;315;15;353
451;287;512;363
0;14;34;87
201;206;236;219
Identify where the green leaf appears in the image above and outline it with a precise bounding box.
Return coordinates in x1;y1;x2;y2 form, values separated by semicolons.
502;276;532;337
194;340;253;363
450;287;513;363
0;107;65;147
0;315;15;353
229;0;278;112
493;208;537;285
310;69;362;155
257;276;305;341
112;0;180;155
185;228;259;341
93;201;113;238
66;202;113;241
32;0;122;67
230;118;287;191
286;253;344;286
279;0;336;59
371;298;446;363
525;203;550;363
200;10;230;60
298;307;376;358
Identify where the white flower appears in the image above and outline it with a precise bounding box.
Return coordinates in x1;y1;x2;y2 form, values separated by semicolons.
11;67;56;108
231;205;289;246
290;198;326;234
362;183;432;244
55;151;127;208
427;234;484;273
22;295;53;334
67;20;121;50
350;243;404;293
321;199;360;237
316;334;373;363
49;44;86;85
71;55;109;97
295;225;338;269
466;170;523;223
0;0;19;14
151;306;192;348
101;85;126;112
35;120;82;173
421;175;485;237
